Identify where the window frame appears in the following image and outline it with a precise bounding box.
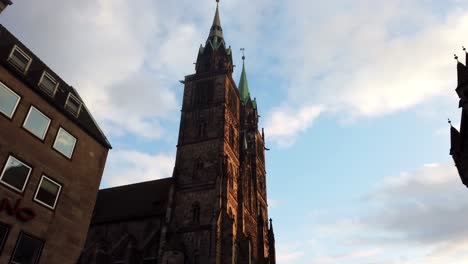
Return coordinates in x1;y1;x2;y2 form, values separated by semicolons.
33;175;62;210
22;106;51;141
9;232;44;264
0;155;32;193
7;45;32;74
52;127;77;159
37;71;59;97
0;81;21;119
64;93;82;117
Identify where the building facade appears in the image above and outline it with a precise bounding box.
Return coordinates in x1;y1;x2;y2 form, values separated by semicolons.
81;2;276;264
0;25;111;263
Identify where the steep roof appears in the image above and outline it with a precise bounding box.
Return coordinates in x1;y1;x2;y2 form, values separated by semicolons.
238;59;250;105
91;177;173;224
0;25;111;149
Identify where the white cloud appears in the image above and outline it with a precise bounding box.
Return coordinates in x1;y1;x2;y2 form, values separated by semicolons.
263;1;468;146
102;150;175;188
265;105;323;146
306;163;468;263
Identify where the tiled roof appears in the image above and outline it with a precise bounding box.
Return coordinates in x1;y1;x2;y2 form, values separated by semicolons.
91;177;173;224
0;25;111;149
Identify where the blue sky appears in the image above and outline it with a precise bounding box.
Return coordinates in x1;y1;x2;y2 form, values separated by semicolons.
3;0;468;263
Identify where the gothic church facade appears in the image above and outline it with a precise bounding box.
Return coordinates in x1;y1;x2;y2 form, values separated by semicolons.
80;2;276;264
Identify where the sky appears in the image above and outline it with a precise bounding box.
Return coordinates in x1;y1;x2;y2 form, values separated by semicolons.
2;0;468;263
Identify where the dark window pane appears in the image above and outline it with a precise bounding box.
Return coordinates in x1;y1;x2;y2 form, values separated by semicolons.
11;234;43;264
0;223;9;252
35;177;60;209
1;157;31;192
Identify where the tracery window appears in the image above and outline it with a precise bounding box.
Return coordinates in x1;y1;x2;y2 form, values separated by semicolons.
192;202;200;224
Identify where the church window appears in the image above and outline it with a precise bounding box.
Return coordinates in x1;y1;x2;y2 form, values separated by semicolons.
192;202;200;224
193;80;214;106
193;159;203;179
198;120;207;138
194;252;200;264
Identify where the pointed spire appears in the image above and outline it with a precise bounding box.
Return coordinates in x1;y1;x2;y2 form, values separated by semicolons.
464;46;468;66
269;218;274;231
238;49;251;105
209;0;224;39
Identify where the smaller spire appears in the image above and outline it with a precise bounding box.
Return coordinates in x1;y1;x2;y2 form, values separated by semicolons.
238;49;250;105
455;54;459;62
449;118;452;126
269;218;274;231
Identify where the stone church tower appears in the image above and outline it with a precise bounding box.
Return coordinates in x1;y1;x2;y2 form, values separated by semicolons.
160;2;274;263
79;2;275;264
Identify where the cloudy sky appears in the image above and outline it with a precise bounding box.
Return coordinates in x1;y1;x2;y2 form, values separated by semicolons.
3;0;468;263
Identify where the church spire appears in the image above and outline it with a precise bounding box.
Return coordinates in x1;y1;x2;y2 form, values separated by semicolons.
238;50;250;105
209;0;224;40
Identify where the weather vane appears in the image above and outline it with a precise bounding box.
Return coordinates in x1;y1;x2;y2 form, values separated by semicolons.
240;48;245;60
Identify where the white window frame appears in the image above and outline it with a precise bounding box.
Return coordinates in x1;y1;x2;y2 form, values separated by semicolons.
0;156;32;193
64;93;82;117
22;106;51;140
38;71;59;96
7;45;32;74
53;127;77;159
0;81;20;119
33;175;62;210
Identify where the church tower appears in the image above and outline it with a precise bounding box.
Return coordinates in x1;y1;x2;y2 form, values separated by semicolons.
160;1;276;263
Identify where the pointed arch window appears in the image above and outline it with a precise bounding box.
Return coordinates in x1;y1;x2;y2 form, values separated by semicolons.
193;159;204;179
198;120;207;138
192;202;200;224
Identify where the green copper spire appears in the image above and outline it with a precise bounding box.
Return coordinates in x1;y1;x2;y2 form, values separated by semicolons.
238;51;250;105
209;1;224;39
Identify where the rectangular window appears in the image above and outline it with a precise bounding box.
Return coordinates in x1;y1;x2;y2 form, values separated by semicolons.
0;156;32;193
0;223;10;254
10;233;43;264
0;82;20;119
64;93;81;117
33;175;62;209
53;127;77;159
38;71;58;96
7;46;32;74
22;106;51;140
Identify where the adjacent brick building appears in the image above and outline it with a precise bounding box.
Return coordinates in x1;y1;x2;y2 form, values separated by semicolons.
0;25;111;263
81;2;276;264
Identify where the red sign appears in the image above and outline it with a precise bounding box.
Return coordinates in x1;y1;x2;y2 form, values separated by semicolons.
0;198;35;222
